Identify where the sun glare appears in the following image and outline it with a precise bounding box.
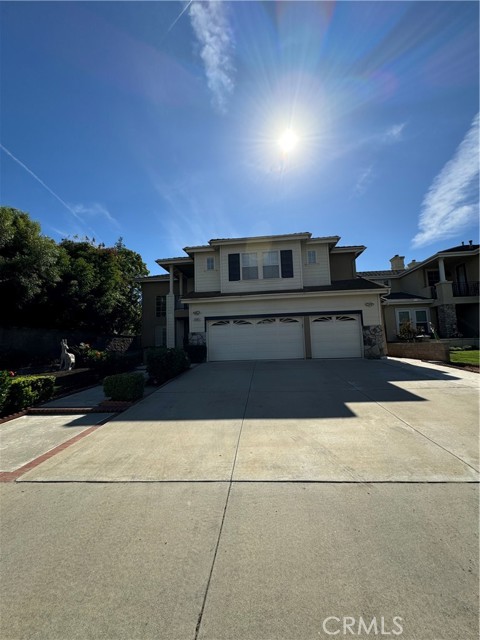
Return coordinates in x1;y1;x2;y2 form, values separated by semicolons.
278;128;298;154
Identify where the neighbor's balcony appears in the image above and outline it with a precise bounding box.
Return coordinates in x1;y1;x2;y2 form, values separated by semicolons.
452;281;479;297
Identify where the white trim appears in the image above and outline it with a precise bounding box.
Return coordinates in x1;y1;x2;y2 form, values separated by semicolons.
182;287;388;304
395;307;431;333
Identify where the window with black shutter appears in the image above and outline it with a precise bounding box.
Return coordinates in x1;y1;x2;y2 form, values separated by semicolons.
228;253;241;281
280;250;294;278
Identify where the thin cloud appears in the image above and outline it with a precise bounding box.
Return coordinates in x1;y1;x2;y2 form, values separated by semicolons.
0;143;87;227
71;202;120;229
188;1;235;114
354;165;375;197
412;113;479;249
168;0;194;34
382;122;406;143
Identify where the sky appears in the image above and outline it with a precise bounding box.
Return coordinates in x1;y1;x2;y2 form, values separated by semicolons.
1;0;478;275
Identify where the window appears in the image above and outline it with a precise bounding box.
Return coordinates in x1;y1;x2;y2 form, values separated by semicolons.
307;250;316;264
263;251;279;278
396;308;430;334
241;252;258;280
280;250;294;278
206;256;215;271
426;270;440;287
155;295;166;318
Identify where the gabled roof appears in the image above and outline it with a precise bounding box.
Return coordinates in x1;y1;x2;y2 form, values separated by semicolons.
440;243;479;253
383;292;431;300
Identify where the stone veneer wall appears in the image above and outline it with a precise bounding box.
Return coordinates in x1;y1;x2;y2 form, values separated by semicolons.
437;304;457;338
363;325;386;359
386;342;450;362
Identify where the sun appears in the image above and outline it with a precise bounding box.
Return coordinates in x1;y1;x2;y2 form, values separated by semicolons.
278;128;298;154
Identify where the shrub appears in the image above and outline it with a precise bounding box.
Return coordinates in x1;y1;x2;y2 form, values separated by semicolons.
184;344;207;363
72;345;141;377
146;347;190;385
2;375;55;416
0;370;10;413
103;372;145;401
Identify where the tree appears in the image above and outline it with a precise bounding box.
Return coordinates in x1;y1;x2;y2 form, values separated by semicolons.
0;207;63;325
0;207;149;334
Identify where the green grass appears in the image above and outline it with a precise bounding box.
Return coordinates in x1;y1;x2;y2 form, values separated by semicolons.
449;350;480;366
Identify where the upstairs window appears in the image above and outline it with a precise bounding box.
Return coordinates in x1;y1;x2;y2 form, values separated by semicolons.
241;253;258;280
263;251;279;279
206;256;215;271
426;270;440;287
155;295;166;317
280;250;294;278
307;250;316;264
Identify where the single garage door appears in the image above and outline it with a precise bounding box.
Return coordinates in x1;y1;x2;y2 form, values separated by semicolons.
208;317;304;361
310;315;362;358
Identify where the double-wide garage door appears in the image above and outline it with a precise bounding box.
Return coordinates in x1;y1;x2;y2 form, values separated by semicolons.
207;314;363;361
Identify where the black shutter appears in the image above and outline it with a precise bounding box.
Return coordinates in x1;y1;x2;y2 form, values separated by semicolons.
228;253;241;281
280;250;294;278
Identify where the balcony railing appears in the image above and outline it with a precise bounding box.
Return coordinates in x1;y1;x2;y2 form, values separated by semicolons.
452;281;479;297
430;286;437;299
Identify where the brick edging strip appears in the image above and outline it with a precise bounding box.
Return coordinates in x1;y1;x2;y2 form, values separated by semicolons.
0;415;116;483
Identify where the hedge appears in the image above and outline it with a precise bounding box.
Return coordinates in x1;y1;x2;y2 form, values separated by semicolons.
1;374;56;416
146;348;190;385
184;344;207;363
103;372;145;402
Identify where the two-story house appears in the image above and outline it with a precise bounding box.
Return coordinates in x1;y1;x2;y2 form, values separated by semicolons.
138;232;388;360
358;242;479;342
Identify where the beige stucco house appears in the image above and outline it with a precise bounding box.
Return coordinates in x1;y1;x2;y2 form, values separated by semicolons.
138;232;388;361
358;242;479;342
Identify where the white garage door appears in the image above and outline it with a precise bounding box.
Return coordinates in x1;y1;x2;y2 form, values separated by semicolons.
208;317;304;361
310;315;362;358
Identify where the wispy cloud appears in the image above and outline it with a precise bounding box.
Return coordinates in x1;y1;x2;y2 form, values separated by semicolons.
354;165;375;197
0;143;88;228
412;113;479;249
70;202;120;229
382;122;406;143
188;1;235;114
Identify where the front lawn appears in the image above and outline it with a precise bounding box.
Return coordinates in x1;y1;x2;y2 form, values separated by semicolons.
450;350;480;366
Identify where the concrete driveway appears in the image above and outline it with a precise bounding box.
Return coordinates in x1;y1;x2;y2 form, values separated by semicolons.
16;358;479;482
1;358;478;640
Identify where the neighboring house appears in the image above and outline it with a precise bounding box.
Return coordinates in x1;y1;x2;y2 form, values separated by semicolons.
358;242;479;342
138;232;388;361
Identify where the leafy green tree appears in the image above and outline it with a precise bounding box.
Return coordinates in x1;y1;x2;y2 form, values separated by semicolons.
0;207;63;325
0;207;148;334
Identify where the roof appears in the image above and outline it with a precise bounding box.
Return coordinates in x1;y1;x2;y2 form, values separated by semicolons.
357;270;403;278
383;292;431;301
182;278;386;299
439;244;479;253
135;275;169;283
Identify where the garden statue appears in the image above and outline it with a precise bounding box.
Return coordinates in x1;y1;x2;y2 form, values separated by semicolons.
60;339;75;371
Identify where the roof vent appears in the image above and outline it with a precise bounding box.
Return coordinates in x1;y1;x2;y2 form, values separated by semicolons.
469;240;473;246
389;255;405;271
462;241;465;245
407;259;417;269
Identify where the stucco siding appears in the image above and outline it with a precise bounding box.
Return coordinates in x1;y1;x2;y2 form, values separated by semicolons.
194;251;221;292
219;240;303;293
301;244;331;286
329;253;356;280
141;281;170;349
188;292;383;330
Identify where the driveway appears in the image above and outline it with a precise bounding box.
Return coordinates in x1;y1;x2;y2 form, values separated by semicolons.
1;359;478;640
16;358;479;482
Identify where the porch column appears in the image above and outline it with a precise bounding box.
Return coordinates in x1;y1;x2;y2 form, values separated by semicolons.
438;257;447;282
166;264;175;348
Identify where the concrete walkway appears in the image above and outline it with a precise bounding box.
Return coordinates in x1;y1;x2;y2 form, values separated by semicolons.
1;359;478;640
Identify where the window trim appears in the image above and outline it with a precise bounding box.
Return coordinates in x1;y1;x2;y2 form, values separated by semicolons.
241;252;259;280
155;295;166;318
206;256;215;271
307;250;317;265
395;308;430;334
262;250;280;279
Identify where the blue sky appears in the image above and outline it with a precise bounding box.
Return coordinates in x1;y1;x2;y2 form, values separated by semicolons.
1;0;478;274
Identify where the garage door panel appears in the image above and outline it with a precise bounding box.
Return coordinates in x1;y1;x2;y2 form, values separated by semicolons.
208;318;304;361
311;315;362;359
